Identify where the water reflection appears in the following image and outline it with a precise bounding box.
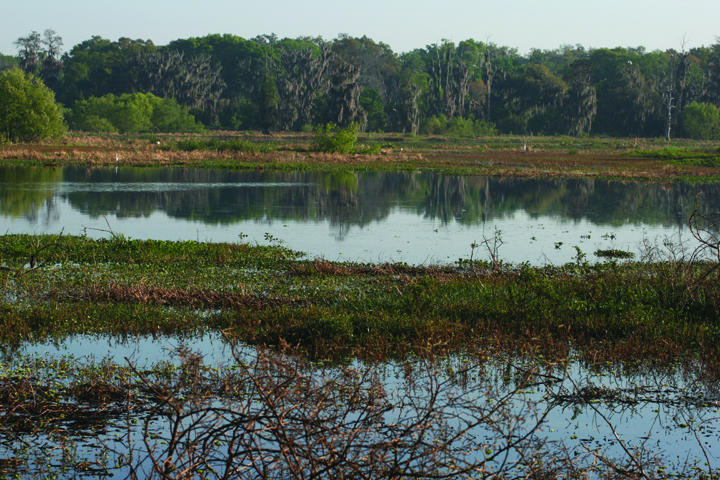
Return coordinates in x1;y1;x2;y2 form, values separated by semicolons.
1;166;717;265
2;335;719;477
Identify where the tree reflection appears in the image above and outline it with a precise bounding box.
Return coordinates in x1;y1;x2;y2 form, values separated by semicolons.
2;166;717;236
0;167;62;224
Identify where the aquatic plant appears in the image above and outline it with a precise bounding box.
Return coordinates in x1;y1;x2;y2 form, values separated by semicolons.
594;248;635;259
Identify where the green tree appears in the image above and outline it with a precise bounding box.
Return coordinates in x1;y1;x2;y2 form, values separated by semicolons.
0;68;66;143
680;101;719;139
360;87;388;132
59;36;156;105
331;34;400;104
0;53;18;72
562;60;596;135
496;64;567;134
258;64;278;134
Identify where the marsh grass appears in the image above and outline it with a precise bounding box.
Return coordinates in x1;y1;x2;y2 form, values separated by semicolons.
160;138;274;154
4;133;720;180
2;234;720;378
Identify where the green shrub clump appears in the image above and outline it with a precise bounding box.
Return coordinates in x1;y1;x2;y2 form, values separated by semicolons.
66;92;204;134
312;122;358;153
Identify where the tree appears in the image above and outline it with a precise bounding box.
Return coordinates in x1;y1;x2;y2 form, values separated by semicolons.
257;65;278;134
394;74;423;134
0;53;18;73
130;49;226;122
360;87;388;132
325;56;366;127
0;68;66;143
562;60;597;135
276;45;333;130
13;31;41;75
235;56;278;133
681;101;719;139
497;64;567;134
40;29;63;91
425;41;471;120
13;29;64;91
59;36;156;104
331;34;400;103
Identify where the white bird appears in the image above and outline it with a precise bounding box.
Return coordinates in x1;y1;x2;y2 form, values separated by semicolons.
115;154;119;162
628;61;633;65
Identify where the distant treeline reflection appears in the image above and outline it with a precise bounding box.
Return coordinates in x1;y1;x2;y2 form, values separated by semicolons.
1;167;714;229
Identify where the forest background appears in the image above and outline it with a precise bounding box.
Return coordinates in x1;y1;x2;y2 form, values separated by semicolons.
2;30;720;140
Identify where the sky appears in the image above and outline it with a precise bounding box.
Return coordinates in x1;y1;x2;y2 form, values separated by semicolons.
2;0;719;57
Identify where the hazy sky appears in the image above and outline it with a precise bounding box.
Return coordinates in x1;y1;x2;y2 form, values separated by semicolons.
2;0;719;57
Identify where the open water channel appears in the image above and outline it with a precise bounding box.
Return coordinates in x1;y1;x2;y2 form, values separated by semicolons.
2;166;718;265
2;166;720;476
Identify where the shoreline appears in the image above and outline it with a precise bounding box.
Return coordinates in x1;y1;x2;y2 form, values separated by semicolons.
1;132;719;181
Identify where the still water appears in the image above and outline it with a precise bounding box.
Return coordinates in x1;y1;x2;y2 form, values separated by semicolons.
11;333;720;475
1;166;716;265
2;166;720;475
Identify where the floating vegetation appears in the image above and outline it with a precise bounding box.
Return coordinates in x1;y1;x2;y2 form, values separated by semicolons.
1;233;720;376
595;248;636;259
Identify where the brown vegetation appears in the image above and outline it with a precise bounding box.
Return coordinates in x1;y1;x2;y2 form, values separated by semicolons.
2;133;720;180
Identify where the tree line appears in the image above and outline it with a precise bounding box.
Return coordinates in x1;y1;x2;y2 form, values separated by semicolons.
4;30;720;139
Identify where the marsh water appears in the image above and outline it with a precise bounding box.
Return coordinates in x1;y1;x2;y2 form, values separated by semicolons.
13;333;720;475
3;165;720;475
1;166;717;265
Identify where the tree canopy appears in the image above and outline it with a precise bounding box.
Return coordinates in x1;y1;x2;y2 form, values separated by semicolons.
8;29;720;138
0;67;66;143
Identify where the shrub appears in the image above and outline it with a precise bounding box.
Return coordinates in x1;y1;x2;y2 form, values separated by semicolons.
421;115;448;135
312;122;358;153
67;92;204;134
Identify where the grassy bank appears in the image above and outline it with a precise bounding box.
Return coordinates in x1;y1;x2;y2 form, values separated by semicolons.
2;132;720;181
2;233;719;377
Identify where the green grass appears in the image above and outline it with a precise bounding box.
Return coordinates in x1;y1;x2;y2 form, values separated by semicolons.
628;146;720;166
160;138;274;153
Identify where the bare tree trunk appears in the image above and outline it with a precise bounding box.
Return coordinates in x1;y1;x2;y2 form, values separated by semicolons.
665;87;674;141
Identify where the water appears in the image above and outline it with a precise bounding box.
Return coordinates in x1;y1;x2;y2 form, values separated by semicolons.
2;166;717;265
3;334;720;476
2;165;720;476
